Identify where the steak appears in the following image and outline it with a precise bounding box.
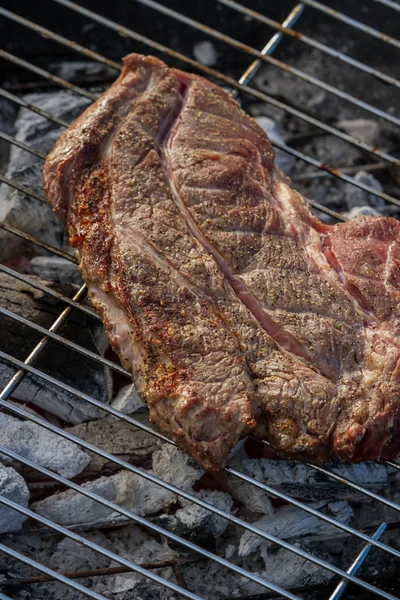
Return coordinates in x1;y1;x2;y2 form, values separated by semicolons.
43;54;400;471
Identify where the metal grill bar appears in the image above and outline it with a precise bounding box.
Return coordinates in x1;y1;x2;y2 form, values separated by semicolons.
0;88;69;127
0;446;300;600
0;284;87;406
1;330;399;572
1;4;400;599
1;274;399;566
0;173;46;203
300;0;400;49
129;0;400;128
374;0;400;10
0;50;97;102
0;496;204;600
0;131;46;159
0;404;398;600
49;0;400;169
0;221;76;262
216;0;400;88
0;541;110;600
0;593;13;600
0;264;98;320
0;7;121;73
0;60;399;212
0;351;400;580
234;2;305;91
0;305;130;377
307;463;400;513
328;523;388;600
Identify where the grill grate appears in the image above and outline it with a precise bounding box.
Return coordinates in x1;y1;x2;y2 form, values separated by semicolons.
0;1;400;599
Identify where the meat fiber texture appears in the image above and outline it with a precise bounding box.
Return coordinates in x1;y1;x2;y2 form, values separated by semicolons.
43;54;400;472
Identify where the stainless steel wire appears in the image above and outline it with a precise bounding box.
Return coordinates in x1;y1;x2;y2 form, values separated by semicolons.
300;0;400;49
0;173;46;203
0;88;69;127
0;496;204;600
1;2;400;599
328;523;387;600
129;0;400;128
0;50;97;102
216;0;400;89
0;336;399;568
0;305;130;377
0;264;98;320
0;445;300;600
0;131;46;160
373;0;400;10
0;351;400;584
0;391;397;600
0;221;76;262
48;0;400;170
0;542;110;600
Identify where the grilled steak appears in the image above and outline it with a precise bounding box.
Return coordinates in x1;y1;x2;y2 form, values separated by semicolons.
43;54;400;471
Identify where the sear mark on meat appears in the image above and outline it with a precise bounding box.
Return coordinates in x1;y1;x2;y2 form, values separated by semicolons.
43;54;400;471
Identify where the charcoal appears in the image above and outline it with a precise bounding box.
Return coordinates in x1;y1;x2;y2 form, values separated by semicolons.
232;453;388;501
110;383;146;415
255;116;295;175
103;524;177;598
66;415;163;473
29;256;83;286
345;170;385;210
0;272;111;423
0;463;29;533
152;445;203;491
0;90;89;263
344;205;381;219
225;469;274;516
0;98;18;170
0;412;89;478
258;543;335;589
193;41;217;66
31;470;176;526
154;513;217;551
337;118;381;146
175;490;233;538
238;501;353;557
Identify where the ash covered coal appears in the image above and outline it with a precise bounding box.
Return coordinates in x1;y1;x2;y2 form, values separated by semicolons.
1;18;400;598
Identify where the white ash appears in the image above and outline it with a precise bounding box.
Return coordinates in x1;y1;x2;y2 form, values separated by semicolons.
31;469;176;526
232;453;388;501
175;489;233;538
345;205;382;219
258;543;335;590
0;271;112;424
0;412;90;479
111;383;146;415
337;118;381;146
193;41;217;66
238;501;353;557
152;444;203;491
345;170;385;210
50;60;116;83
66;416;163;472
100;524;177;598
0;463;29;534
29;256;83;286
226;468;274;516
0;361;105;424
255;116;295;175
0;90;88;263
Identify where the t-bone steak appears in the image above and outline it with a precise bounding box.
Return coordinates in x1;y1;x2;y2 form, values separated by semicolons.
43;54;400;471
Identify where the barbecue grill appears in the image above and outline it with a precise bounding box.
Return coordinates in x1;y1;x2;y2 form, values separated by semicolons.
0;1;400;599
